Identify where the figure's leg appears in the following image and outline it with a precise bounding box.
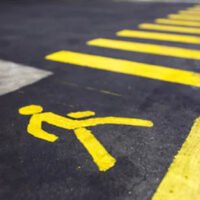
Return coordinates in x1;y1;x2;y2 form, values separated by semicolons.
74;128;116;172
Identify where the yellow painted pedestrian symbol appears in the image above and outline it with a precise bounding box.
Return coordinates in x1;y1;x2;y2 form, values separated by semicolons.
19;105;154;172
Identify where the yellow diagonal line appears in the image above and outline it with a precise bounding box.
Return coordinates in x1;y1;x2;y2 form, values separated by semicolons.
179;10;200;15
139;23;200;34
156;18;200;27
46;51;200;87
88;38;200;60
152;117;200;200
116;30;200;44
168;14;200;22
187;8;200;12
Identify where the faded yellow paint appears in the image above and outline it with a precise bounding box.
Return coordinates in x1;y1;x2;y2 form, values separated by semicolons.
19;105;153;171
116;29;200;44
46;51;200;87
139;23;200;34
67;111;95;118
88;38;200;60
152;117;200;200
168;14;200;22
156;18;200;27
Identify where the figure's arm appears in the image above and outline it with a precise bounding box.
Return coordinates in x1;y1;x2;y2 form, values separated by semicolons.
27;115;58;142
79;117;154;128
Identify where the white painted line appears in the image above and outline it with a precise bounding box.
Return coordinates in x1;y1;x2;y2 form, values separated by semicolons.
0;60;53;96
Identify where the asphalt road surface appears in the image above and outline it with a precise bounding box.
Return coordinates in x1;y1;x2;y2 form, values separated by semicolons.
1;1;200;200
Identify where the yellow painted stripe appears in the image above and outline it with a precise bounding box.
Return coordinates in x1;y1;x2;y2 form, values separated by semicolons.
188;8;200;12
188;7;200;10
183;12;200;17
190;5;200;7
156;18;200;27
139;23;200;34
46;51;200;87
152;117;200;200
88;38;200;60
116;30;200;44
179;10;200;15
168;14;200;22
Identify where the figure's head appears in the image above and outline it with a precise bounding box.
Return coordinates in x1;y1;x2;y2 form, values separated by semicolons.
19;105;43;115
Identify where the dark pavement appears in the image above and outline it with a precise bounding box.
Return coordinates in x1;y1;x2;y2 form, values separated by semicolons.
0;1;199;200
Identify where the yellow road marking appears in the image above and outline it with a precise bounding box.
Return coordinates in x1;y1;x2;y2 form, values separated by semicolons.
156;18;200;27
152;117;200;200
168;14;200;22
179;10;200;15
19;105;153;172
116;30;200;44
188;8;200;12
46;51;200;87
190;4;200;7
88;38;200;60
139;23;200;34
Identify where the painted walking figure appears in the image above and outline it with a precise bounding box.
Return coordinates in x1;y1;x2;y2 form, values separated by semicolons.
19;105;153;171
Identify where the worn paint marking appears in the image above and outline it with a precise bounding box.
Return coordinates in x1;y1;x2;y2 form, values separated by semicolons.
156;18;200;27
46;50;200;87
117;29;200;44
139;23;200;34
63;81;122;97
19;105;153;171
88;38;200;60
152;117;200;200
